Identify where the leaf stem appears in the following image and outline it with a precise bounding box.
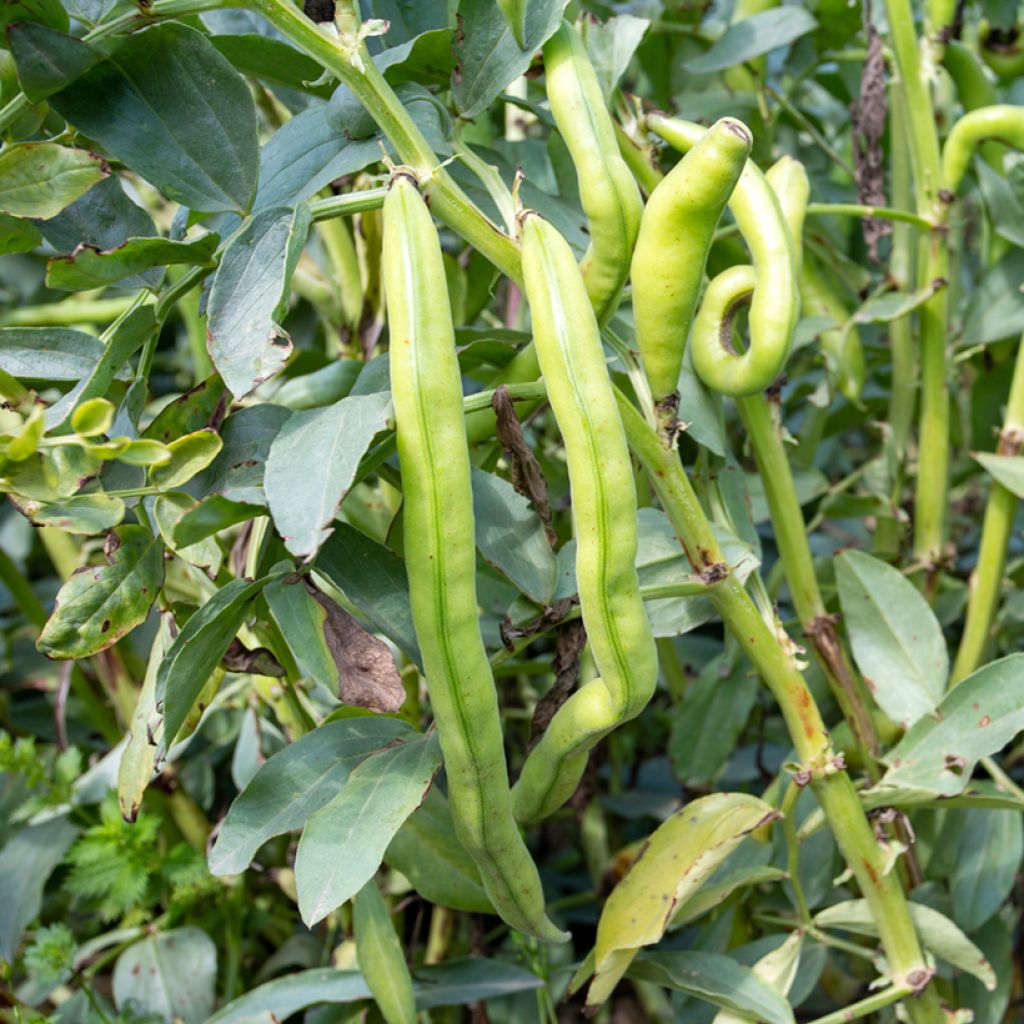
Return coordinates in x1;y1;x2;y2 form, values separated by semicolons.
804;984;916;1024
805;202;934;229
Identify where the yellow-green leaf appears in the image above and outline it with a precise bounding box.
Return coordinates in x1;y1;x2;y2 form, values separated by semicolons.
71;397;115;437
148;429;222;490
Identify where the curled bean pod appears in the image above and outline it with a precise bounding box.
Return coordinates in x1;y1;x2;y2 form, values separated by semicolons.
765;156;866;401
650;115;798;397
979;20;1024;81
511;211;657;824
383;173;566;944
632;117;751;404
941;42;1002;171
544;20;644;325
942;104;1024;192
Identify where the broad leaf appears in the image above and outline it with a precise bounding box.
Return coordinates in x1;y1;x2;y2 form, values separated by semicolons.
152;493;223;576
452;0;569;119
48;24;258;213
353;881;417;1024
315;523;421;667
586;793;778;1010
0;327;134;382
174;495;264;548
835;549;948;726
148;430;223;491
46;233;218;291
0;816;80;961
8;21;100;101
12;493;125;534
972;451;1024;498
626;952;795;1024
37;526;164;659
112;928;217;1024
265;391;391;558
209;717;410;876
0;143;107;219
713;933;802;1024
950;809;1023;933
0;0;68;40
143;375;228;445
156;575;283;749
265;574;405;712
684;8;817;73
384;787;492;914
0;212;42;254
472;467;558;604
206;204;311;397
815;900;996;990
295;731;442;926
878;654;1024;798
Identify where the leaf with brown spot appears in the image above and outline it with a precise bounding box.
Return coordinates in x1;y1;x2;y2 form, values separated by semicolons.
36;525;164;659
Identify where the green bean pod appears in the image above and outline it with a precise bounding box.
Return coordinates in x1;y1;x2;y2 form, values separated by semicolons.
650;115;798;397
942;104;1024;191
511;211;657;824
941;42;1002;170
544;21;644;325
632;117;751;404
383;173;566;944
979;21;1024;81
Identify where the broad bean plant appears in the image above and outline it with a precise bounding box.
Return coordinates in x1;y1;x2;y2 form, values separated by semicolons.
1;1;1023;1022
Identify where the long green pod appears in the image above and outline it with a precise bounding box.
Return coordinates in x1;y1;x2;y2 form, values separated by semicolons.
511;212;657;823
650;115;798;397
383;174;566;944
632;117;751;405
941;42;1003;170
941;104;1024;191
544;21;644;325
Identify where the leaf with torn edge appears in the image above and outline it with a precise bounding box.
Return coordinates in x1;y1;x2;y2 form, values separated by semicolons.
265;573;404;713
584;792;779;1012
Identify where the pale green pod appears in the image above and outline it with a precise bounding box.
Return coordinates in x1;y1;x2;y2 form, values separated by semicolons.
544;21;644;325
942;104;1024;191
383;173;566;944
632;117;751;402
512;212;657;823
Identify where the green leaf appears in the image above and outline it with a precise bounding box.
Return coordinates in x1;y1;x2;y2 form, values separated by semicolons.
210;34;334;100
684;8;817;73
0;0;68;41
950;808;1023;933
315;523;421;667
0;143;107;219
207;204;311;397
878;654;1024;798
626;952;795;1024
8;21;99;101
835;549;948;726
0;212;42;254
452;0;569;119
957;915;1013;1024
0;816;80;962
585;793;778;1011
118;614;174;823
156;574;282;749
256;103;381;211
353;881;417;1024
384;787;492;914
206;959;543;1024
669;655;759;787
471;467;558;604
148;429;223;491
670;865;787;928
37;525;164;659
580;15;650;98
265;391;391;559
112;928;217;1024
209;717;411;876
295;731;442;926
71;397;115;437
852;281;945;324
972;451;1024;497
48;23;259;213
142;374;228;445
713;933;802;1024
815;900;997;990
46;232;218;291
44;304;158;430
152;493;223;576
173;495;264;548
962;249;1024;347
0;327;132;381
12;492;125;534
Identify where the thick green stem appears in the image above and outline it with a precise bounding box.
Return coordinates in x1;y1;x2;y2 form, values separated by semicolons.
616;391;943;1022
951;332;1024;684
806;984;916;1024
737;395;880;760
251;0;521;282
0;297;138;327
804;202;933;229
